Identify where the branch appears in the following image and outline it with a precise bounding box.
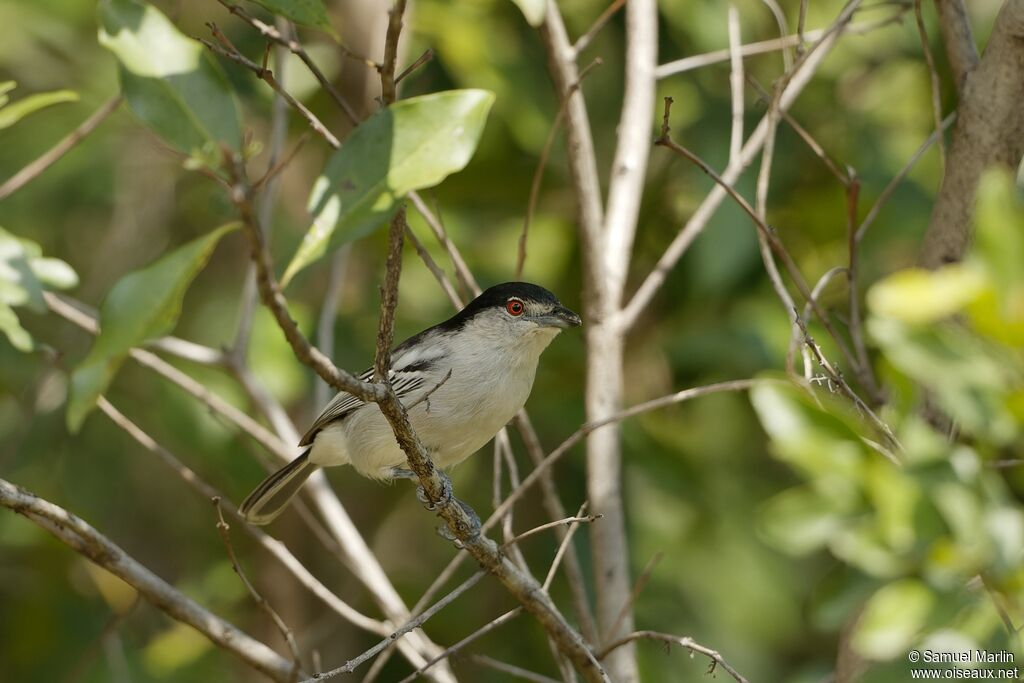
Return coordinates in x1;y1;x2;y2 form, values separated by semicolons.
596;631;749;683
914;0;947;166
0;95;122;201
622;1;861;330
0;478;299;683
379;0;408;105
920;0;1024;267
215;0;363;124
199;28;341;148
933;0;979;92
213;498;303;676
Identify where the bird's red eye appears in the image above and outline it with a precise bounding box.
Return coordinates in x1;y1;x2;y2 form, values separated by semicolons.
506;299;525;316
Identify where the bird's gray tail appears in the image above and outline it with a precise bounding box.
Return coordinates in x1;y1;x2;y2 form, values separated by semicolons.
240;449;316;525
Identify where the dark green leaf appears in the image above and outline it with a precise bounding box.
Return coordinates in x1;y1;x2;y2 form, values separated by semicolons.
247;0;337;36
67;223;239;431
98;0;242;153
283;89;495;285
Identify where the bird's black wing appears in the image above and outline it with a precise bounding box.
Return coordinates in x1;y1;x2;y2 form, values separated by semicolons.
298;343;443;446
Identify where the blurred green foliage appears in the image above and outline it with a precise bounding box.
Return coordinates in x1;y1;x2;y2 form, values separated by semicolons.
1;0;1019;682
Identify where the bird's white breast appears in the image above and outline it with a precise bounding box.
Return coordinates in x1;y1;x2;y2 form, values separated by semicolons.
308;322;560;479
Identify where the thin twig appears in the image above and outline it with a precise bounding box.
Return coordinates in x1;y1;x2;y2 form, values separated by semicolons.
727;5;744;164
298;572;487;681
654;14;902;78
793;314;902;457
914;0;947;166
213;497;303;679
856;113;955;241
315;247;351;408
572;0;626;56
199;29;342;148
396;609;524;683
623;3;863;330
379;0;408;105
760;0;794;70
0;95;123;201
95;397;386;635
655;97;863;383
0;478;300;682
215;0;361;123
606;552;662;647
406;226;463;309
408;191;480;297
597;631;749;683
468;655;562;683
504;514;603;548
396;48;434;85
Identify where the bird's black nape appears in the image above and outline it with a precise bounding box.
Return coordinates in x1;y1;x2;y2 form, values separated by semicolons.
438;282;562;332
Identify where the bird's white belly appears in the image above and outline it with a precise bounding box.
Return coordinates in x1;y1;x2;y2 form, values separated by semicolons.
308;359;536;479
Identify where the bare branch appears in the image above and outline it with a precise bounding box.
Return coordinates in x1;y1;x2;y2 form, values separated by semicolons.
933;0;979;92
597;631;749;683
396;48;434;86
654;13;904;78
379;0;408;105
469;655;562;683
623;3;861;330
0;95;123;201
921;0;1024;267
572;0;626;56
213;498;303;677
857;113;955;242
727;5;745;164
409;191;481;296
96;397;385;635
505;513;603;548
199;29;342;148
302;572;487;680
215;0;361;124
315;247;351;408
0;478;299;682
397;609;524;683
914;0;947;165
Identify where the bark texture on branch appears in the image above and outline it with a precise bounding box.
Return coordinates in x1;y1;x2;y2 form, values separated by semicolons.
0;478;299;683
921;0;1024;268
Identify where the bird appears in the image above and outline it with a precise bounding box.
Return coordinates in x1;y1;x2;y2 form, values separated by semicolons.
240;281;581;527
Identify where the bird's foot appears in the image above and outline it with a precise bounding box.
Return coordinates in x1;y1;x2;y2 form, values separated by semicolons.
437;497;482;548
415;470;453;511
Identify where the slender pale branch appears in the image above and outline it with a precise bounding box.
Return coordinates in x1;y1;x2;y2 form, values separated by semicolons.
0;95;123;201
596;631;749;683
0;478;299;682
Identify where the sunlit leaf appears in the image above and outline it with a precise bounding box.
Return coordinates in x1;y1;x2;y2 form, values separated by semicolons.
759;486;844;555
247;0;337;36
509;0;546;26
0;88;78;130
67;223;239;431
867;266;987;325
283;89;494;285
852;579;934;660
98;0;241;153
144;622;211;675
0;227;45;313
0;303;33;352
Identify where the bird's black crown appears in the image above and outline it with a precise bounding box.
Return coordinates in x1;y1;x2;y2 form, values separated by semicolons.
440;282;562;331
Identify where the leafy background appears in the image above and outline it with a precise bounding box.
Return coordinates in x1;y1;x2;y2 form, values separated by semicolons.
1;0;1021;681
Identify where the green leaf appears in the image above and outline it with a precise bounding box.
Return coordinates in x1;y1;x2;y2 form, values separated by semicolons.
0;227;46;313
867;265;987;325
0;303;34;352
509;0;546;26
67;223;239;432
0;88;79;130
283;89;495;285
852;579;934;660
98;0;242;153
247;0;337;36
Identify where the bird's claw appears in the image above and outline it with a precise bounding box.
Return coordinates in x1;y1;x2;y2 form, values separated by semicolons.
416;471;453;511
436;498;482;547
